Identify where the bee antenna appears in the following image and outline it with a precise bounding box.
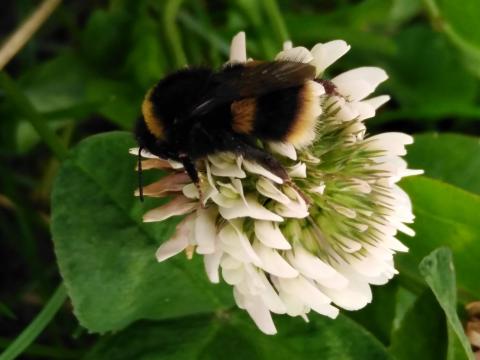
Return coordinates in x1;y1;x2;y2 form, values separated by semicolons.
138;147;144;202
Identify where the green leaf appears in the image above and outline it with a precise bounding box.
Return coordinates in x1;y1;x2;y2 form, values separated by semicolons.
80;9;131;72
386;26;479;119
51;132;233;333
85;312;392;360
419;248;474;360
407;133;480;195
389;291;447;360
347;281;398;345
398;177;480;301
424;0;480;78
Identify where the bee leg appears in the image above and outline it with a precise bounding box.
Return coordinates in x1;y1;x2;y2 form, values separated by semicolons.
317;79;339;96
235;141;289;181
179;155;206;208
235;140;312;206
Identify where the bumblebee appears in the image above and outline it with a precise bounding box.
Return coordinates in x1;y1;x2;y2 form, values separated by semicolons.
135;60;324;197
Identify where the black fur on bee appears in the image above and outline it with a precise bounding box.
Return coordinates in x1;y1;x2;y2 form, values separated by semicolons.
135;60;321;199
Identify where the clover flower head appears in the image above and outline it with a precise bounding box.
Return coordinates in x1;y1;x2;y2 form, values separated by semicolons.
130;32;423;335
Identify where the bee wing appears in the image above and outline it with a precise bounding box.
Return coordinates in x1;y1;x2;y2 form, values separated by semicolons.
191;61;315;115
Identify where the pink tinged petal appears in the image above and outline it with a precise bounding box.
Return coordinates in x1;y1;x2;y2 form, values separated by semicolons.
135;172;190;197
275;46;313;63
219;195;283;222
267;141;297;160
219;222;262;266
332;67;388;101
143;195;196;222
256;178;291;205
136;158;172;170
194;207;217;254
243;295;277;335
204;248;223;283
155;215;193;261
253;242;299;278
254;220;292;250
229;31;247;63
242;159;283;184
310;40;350;75
363;95;390;110
288;162;307;178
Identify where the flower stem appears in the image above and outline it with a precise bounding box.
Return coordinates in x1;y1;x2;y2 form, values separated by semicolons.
164;0;188;68
0;0;62;69
262;0;289;43
0;72;68;161
0;283;67;360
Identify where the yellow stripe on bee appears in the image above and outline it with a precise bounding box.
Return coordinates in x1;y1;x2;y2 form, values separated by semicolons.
286;81;321;148
231;98;256;134
142;87;165;140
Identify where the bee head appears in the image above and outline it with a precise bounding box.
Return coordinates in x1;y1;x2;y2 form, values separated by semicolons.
135;117;178;161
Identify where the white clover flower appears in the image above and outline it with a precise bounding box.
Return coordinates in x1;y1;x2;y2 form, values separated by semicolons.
130;32;423;335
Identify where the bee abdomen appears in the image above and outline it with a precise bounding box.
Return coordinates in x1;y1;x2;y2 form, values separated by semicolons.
230;81;322;148
231;98;257;134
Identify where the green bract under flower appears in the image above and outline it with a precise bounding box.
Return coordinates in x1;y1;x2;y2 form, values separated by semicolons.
130;32;423;335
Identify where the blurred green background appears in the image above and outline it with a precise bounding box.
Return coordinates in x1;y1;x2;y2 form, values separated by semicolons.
1;0;479;359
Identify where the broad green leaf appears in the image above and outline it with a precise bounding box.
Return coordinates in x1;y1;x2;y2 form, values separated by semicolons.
51;132;233;333
419;248;474;360
386;26;478;119
407;133;480;195
348;281;398;345
85;312;392;360
389;291;447;359
391;287;416;332
424;0;480;78
80;9;131;72
398;177;480;300
19;53;92;113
